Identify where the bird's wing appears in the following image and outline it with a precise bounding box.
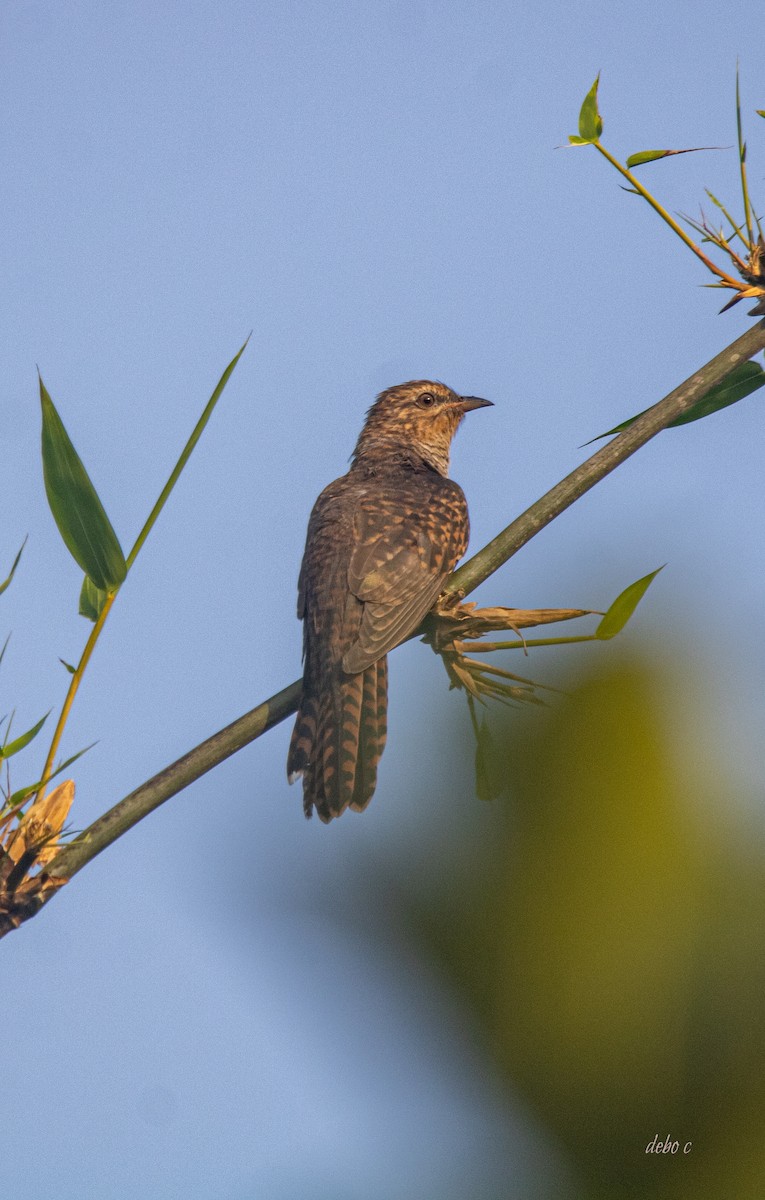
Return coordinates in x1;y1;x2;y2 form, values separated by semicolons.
342;491;466;673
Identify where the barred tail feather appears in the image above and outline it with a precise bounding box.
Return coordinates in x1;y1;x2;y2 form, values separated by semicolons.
287;691;318;784
351;656;389;812
310;670;360;822
288;659;389;822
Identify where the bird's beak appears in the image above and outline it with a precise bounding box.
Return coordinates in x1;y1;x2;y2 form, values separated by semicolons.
458;395;493;412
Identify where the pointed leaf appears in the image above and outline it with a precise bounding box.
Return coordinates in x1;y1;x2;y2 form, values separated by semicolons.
0;537;28;596
703;190;748;244
627;149;674;168
757;111;765;119
8;742;96;807
79;575;109;621
7;784;39;807
567;135;593;146
577;75;603;143
59;658;77;674
125;336;250;570
595;568;664;641
1;711;50;759
7;782;40;806
40;375;127;592
52;742;97;774
0;633;9;669
584;361;765;442
669;362;765;424
626;147;724;169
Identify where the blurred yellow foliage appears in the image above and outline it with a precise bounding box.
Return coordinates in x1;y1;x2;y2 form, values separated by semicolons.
393;654;765;1198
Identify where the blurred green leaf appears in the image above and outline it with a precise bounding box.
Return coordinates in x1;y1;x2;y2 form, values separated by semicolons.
567;135;592;146
59;658;77;674
585;360;765;443
0;537;27;596
474;715;496;802
39;375;127;592
757;110;765;118
595;568;663;641
1;710;50;759
0;633;9;669
393;656;765;1192
79;575;109;622
577;75;603;142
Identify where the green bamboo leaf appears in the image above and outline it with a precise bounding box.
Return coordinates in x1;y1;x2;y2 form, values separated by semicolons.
736;67;755;247
584;361;765;443
577;75;603;143
79;575;109;622
8;742;96;807
125;337;250;570
1;710;50;759
39;375;127;592
0;537;27;596
627;149;674;167
669;363;765;424
595;568;664;641
52;742;97;774
6;783;39;807
626;147;722;169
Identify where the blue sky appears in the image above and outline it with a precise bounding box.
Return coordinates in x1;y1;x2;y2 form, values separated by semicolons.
2;2;764;1197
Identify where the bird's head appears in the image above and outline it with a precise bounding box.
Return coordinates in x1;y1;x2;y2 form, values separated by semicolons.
352;380;492;475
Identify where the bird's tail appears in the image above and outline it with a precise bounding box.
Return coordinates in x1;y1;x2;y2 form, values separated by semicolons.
287;657;388;822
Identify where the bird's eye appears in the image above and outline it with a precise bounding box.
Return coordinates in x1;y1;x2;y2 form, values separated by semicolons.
417;391;436;408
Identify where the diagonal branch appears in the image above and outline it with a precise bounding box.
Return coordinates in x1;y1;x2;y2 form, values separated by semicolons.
32;318;765;891
47;682;301;883
448;319;765;595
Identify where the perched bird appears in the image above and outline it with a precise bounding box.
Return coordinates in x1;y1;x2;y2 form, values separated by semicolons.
287;380;492;822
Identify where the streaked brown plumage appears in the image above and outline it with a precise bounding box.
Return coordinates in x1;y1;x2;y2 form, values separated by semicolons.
287;380;492;822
